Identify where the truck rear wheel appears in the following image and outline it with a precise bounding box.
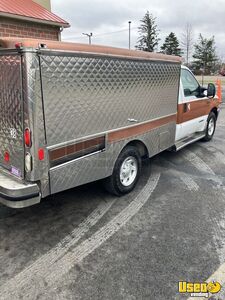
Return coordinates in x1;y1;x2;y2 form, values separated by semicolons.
104;146;141;196
202;112;216;141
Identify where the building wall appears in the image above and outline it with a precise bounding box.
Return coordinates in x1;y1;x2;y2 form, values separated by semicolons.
33;0;51;11
0;17;60;40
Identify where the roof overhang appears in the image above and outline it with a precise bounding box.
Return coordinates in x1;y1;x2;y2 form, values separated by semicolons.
0;12;70;28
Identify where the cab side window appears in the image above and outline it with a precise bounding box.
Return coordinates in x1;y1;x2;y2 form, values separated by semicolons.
181;69;200;97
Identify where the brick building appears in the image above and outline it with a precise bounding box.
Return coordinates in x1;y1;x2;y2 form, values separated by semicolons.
0;0;69;41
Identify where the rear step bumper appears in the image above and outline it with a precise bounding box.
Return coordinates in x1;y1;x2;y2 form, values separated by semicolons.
0;170;41;208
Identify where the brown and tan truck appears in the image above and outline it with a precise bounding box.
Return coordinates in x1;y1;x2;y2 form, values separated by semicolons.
0;38;221;208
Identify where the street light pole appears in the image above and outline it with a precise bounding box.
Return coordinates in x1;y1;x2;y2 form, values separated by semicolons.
128;21;131;50
82;32;93;45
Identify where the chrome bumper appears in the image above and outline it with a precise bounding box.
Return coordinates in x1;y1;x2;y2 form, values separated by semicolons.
0;170;41;208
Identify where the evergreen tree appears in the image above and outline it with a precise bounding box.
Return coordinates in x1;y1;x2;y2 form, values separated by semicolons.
136;11;160;52
161;32;182;56
193;34;217;74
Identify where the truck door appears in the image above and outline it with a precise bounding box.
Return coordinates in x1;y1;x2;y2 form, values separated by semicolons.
176;68;207;141
0;54;24;178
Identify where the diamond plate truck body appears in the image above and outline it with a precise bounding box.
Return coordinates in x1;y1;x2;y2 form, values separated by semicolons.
0;38;218;208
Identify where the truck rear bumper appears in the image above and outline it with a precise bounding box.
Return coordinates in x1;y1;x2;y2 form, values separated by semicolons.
0;170;41;208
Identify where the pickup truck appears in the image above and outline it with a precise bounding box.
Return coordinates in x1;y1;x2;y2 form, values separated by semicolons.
0;38;222;208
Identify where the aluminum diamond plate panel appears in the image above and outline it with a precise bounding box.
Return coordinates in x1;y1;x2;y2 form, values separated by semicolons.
0;54;24;178
40;53;180;147
50;123;175;194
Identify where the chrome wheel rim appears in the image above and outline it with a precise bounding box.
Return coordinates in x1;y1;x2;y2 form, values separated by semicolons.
120;156;138;187
208;118;215;136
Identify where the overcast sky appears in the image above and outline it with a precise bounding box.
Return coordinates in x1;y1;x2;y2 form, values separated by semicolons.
52;0;225;59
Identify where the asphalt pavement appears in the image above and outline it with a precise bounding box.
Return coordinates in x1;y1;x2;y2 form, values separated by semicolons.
0;108;225;300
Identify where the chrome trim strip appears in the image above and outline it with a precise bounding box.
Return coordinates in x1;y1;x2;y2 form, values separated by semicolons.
175;134;205;151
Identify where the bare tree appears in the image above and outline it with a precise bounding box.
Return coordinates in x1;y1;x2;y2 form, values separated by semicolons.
216;54;225;75
180;23;194;66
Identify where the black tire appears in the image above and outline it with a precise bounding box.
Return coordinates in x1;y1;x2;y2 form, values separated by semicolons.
202;112;216;142
104;146;142;196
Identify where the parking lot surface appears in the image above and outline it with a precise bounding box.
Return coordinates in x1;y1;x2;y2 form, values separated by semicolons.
0;107;225;300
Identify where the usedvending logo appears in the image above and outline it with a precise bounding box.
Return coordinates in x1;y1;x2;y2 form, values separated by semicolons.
178;280;221;298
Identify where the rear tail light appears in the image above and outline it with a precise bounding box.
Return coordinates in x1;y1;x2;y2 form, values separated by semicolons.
15;42;23;49
24;128;32;148
4;151;10;163
38;148;45;161
25;153;32;172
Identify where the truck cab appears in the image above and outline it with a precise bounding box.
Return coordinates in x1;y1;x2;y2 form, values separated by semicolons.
175;66;221;150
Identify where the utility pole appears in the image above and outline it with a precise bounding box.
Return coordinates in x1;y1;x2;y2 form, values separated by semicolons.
128;21;131;50
82;32;93;45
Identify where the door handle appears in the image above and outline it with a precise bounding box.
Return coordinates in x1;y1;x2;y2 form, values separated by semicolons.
183;103;190;113
128;118;138;123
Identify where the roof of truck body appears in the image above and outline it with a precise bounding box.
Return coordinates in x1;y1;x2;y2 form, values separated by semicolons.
0;38;182;63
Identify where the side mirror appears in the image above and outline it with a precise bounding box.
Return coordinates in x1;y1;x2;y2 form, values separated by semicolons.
184;88;191;96
207;83;216;98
